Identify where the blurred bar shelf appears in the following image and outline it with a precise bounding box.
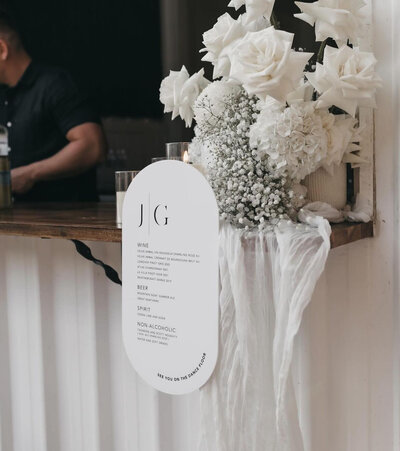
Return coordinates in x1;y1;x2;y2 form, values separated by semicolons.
0;203;373;248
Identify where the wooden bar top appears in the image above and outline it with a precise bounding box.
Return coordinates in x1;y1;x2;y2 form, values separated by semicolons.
0;203;373;247
0;203;121;243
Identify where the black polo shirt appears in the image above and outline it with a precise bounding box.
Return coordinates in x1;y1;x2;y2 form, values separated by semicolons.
0;61;101;202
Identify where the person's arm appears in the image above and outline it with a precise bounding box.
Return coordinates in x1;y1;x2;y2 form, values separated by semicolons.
11;122;107;194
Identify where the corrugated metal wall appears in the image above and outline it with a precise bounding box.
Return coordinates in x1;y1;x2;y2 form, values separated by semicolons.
0;237;201;451
0;230;395;451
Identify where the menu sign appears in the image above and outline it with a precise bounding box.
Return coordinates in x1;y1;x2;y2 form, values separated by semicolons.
122;161;219;395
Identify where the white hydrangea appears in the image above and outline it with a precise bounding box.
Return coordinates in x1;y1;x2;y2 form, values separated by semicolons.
295;0;367;46
306;45;382;117
250;101;363;181
229;28;313;103
159;66;209;127
249;102;329;182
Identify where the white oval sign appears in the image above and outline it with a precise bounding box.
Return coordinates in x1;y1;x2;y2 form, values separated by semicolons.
122;161;219;395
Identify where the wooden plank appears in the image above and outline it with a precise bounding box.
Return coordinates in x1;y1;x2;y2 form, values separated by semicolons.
0;203;373;246
330;222;374;249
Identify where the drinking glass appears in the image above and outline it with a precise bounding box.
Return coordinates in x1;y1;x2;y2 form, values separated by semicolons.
115;171;140;226
165;142;190;160
151;156;182;164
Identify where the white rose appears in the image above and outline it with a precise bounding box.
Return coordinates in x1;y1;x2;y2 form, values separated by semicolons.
159;66;210;128
257;95;285;112
286;80;314;105
342;124;367;166
228;0;245;9
229;0;276;22
239;12;269;31
295;0;367;46
318;110;359;172
324;113;368;171
229;28;313;103
200;13;246;79
306;45;382;117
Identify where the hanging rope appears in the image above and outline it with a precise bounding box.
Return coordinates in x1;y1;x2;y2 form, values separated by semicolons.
70;240;122;286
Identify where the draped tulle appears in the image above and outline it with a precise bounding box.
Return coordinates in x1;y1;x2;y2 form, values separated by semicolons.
199;218;331;451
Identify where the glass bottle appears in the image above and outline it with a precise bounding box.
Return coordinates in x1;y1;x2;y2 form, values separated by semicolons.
0;126;11;209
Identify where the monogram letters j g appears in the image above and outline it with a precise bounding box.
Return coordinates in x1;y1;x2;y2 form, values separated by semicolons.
138;203;168;227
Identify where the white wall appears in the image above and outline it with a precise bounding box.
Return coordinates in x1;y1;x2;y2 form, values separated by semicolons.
292;1;400;448
0;1;399;450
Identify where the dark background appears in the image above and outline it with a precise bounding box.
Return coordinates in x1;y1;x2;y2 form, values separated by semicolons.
5;0;163;118
1;0;317;119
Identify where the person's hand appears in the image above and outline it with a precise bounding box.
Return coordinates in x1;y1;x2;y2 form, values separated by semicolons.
11;165;37;194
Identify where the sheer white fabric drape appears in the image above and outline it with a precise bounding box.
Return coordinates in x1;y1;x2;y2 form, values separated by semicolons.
199;218;331;451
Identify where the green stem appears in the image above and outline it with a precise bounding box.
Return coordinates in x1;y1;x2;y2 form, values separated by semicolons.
317;39;328;64
270;11;279;29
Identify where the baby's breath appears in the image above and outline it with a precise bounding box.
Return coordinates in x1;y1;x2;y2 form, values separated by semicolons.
195;87;294;230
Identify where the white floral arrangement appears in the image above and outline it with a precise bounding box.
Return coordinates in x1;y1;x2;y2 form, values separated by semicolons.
159;0;381;230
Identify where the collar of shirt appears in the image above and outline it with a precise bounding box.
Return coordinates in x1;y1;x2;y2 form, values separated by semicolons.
13;61;40;90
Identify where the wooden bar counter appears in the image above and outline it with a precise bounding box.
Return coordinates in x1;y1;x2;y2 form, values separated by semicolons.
0;203;373;248
0;203;122;243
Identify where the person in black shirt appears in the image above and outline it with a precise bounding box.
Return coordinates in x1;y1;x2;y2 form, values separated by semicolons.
0;12;106;202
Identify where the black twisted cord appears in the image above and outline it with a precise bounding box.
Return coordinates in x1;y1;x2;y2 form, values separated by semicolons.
70;240;122;286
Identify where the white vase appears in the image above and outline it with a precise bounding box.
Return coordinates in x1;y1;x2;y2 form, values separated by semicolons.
303;163;348;210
